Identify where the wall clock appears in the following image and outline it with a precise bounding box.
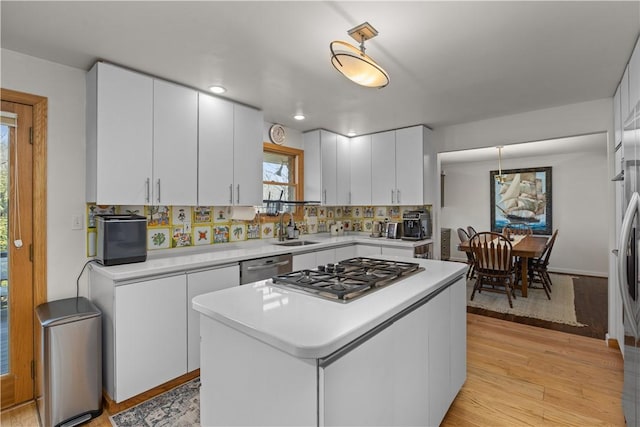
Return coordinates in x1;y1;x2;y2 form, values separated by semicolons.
269;124;286;145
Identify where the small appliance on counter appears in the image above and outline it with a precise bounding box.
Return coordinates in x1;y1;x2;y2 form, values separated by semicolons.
386;222;402;239
96;214;147;266
402;209;432;241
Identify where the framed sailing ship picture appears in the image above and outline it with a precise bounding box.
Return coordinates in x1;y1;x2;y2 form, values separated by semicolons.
490;166;552;235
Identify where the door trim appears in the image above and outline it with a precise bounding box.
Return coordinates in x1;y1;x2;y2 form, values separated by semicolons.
0;88;47;406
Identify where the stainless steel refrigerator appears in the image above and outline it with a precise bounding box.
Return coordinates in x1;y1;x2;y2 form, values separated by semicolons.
618;101;640;426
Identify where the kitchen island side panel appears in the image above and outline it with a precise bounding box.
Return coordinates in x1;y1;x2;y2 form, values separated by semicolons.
199;315;317;427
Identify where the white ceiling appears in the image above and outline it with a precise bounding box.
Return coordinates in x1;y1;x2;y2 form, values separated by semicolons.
1;1;639;137
439;132;607;165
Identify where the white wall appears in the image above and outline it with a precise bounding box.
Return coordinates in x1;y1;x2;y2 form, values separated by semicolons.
263;122;304;150
1;48;88;300
442;147;608;276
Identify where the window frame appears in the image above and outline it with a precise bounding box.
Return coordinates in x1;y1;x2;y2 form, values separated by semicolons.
262;142;304;220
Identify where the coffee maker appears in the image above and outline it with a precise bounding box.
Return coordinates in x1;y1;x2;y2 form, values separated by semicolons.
402;209;432;241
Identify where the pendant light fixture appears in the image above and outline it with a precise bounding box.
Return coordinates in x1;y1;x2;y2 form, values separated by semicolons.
330;22;390;89
495;146;506;184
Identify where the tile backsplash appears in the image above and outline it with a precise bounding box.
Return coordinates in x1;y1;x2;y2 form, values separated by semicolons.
86;204;431;256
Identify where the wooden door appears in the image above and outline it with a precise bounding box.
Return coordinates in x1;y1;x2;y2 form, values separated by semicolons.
0;101;34;409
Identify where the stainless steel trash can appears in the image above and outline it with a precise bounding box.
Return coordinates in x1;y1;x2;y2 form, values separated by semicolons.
35;297;102;427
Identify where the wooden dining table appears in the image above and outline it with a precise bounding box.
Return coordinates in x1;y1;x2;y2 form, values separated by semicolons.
458;234;548;298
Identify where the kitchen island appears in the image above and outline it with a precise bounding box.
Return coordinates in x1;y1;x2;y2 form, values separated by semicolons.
193;256;467;426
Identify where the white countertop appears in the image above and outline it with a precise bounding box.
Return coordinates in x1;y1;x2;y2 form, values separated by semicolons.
192;257;465;359
89;234;433;282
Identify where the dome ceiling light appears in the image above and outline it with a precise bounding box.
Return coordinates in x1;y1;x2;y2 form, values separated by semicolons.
330;22;389;89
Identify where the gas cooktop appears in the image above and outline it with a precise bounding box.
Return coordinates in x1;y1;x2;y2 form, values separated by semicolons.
271;257;424;302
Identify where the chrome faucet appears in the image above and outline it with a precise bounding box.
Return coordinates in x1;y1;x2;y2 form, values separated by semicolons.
278;211;293;241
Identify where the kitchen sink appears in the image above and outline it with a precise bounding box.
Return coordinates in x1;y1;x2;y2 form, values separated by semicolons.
274;240;320;247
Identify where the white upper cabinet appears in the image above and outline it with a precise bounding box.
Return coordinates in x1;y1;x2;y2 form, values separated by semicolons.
628;37;640;117
371;131;396;205
336;135;351;205
350;135;372;205
395;126;424;205
622;67;630;125
321;130;338;205
614;84;622;147
233;104;264;206
86;62;153;205
304;130;350;205
153;79;198;206
198;93;234;205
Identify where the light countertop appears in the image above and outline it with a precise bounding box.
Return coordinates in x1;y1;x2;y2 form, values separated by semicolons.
192;256;465;359
89;234;433;282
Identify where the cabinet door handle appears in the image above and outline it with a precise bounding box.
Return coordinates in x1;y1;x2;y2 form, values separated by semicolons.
349;192;352;205
236;184;240;204
397;189;401;204
323;189;327;204
156;179;161;204
229;184;233;204
145;178;150;203
391;189;395;204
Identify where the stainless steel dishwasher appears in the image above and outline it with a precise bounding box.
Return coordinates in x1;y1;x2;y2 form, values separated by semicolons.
240;253;293;285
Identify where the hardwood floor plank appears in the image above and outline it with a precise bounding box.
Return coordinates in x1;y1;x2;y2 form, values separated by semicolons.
3;313;625;426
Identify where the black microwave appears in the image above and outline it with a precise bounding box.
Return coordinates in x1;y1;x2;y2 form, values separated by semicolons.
96;214;147;266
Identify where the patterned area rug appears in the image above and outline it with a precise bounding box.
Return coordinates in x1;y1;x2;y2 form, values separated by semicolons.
466;273;587;327
110;378;200;426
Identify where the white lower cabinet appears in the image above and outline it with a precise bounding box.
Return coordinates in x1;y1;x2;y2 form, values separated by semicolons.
321;278;465;426
114;274;187;402
381;246;414;257
186;265;239;372
293;252;318;270
355;244;382;257
335;245;357;260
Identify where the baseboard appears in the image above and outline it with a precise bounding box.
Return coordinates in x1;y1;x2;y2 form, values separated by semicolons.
605;334;621;351
103;369;199;414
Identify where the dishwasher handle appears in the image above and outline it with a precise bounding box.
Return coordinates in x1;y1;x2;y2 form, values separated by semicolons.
245;260;290;271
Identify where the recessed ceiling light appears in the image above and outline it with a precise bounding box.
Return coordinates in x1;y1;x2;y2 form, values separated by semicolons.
209;85;226;94
347;131;357;137
293;114;306;121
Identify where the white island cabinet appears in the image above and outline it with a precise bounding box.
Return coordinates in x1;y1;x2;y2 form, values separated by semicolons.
194;257;466;426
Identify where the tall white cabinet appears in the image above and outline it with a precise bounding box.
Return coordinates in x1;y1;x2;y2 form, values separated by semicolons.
304;130;350;205
350;135;372;205
87;62;263;206
152;79;198;206
86;62;153;205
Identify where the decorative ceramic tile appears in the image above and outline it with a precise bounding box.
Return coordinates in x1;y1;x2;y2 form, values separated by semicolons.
374;206;387;219
261;223;274;239
172;226;192;248
343;206;352;217
388;206;401;219
230;224;246;242
352;206;363;218
335;207;343;218
317;207;327;219
213;225;230;243
326;207;335;220
149;228;170;250
352;220;363;232
342;220;351;231
193;226;211;246
147;206;171;227
298;222;307;234
214;207;230;223
118;205;144;216
87;230;97;257
87;204;115;228
172;206;192;226
193;206;213;224
363;219;373;233
307;206;317;217
318;220;327;233
246;224;260;239
307;217;318;234
363;206;374;218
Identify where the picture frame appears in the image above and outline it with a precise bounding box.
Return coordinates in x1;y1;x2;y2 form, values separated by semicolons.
490;166;552;235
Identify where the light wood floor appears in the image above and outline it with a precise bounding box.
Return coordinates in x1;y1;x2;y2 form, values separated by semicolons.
1;313;625;426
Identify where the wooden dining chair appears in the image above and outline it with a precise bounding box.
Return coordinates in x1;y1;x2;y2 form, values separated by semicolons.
469;232;517;308
467;225;478;237
457;227;475;279
529;230;558;297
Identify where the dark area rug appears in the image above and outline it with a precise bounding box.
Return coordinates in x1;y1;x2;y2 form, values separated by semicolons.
110;378;200;426
467;274;608;339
